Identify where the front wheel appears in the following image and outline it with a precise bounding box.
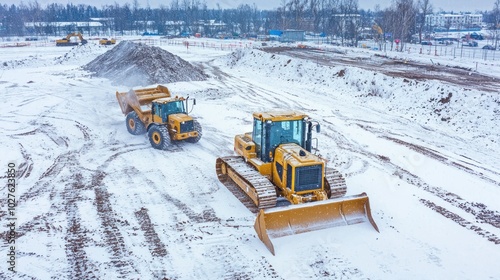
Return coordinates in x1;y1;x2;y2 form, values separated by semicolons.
148;124;171;150
186;120;202;143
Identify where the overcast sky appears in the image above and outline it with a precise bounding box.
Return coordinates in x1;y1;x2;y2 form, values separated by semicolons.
0;0;494;12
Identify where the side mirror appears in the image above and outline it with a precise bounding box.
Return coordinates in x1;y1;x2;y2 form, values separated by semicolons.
316;124;321;133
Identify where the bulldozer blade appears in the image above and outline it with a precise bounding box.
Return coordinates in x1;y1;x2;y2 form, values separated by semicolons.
254;192;379;255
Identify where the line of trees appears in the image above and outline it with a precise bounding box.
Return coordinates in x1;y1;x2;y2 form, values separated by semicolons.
1;0;499;49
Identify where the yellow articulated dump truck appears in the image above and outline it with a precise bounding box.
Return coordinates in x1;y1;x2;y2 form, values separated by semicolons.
116;85;201;150
216;111;378;255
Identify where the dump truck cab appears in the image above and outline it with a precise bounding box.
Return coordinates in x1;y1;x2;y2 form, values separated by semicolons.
150;97;198;141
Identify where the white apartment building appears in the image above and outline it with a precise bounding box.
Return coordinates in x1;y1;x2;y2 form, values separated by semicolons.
425;13;483;29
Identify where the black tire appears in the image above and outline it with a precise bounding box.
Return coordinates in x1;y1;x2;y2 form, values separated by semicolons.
126;111;146;135
148;124;171;150
186;120;202;143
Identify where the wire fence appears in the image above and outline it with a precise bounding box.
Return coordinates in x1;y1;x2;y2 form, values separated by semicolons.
412;45;499;61
1;36;497;62
131;37;254;51
360;41;499;61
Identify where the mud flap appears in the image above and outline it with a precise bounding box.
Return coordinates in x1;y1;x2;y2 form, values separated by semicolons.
254;192;379;255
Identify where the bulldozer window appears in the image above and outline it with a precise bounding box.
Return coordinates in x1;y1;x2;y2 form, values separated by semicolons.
269;120;304;149
253;119;263;158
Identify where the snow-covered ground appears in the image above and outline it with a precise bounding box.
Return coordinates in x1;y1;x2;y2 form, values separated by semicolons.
1;38;499;279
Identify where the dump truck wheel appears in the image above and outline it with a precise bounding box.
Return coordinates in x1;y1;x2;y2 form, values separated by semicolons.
126;112;146;135
186;120;202;143
148;124;171;150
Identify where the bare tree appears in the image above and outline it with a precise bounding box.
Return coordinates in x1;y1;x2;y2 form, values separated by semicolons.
344;0;361;46
493;0;500;49
329;0;359;46
390;0;417;51
287;0;307;30
309;0;321;32
278;0;288;29
236;4;252;35
416;0;432;43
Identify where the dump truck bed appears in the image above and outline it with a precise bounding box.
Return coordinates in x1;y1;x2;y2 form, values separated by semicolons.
116;85;172;115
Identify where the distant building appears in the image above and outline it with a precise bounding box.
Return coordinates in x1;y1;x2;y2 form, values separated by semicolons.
425;13;483;31
279;30;305;42
24;21;104;35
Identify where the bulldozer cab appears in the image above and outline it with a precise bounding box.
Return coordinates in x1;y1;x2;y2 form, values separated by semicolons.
252;111;318;163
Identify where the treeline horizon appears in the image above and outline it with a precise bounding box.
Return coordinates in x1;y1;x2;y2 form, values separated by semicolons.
1;0;499;50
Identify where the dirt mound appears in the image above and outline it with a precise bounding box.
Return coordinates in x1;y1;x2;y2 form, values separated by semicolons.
83;40;206;87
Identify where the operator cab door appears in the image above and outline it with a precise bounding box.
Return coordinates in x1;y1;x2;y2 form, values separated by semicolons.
253;118;272;162
253;118;263;160
153;103;168;123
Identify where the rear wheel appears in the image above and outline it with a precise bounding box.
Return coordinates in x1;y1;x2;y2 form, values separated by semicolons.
148;124;171;150
186;120;202;143
126;111;146;135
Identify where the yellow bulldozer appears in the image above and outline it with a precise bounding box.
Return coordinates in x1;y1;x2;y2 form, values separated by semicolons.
56;32;88;46
216;111;378;255
116;85;201;149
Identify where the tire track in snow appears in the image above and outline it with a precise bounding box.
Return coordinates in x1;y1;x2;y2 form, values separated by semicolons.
384;136;500;188
94;185;140;277
320;117;500;242
382;136;500;229
121;158;283;279
17;143;34;178
134;207;168;257
64;173;99;279
202;61;285;109
20;152;70;202
420;199;500;244
97;162;174;279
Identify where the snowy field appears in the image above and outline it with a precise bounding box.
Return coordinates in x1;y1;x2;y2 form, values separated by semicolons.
1;37;499;279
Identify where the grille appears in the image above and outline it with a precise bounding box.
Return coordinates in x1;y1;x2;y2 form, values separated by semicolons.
180;120;194;133
295;165;322;192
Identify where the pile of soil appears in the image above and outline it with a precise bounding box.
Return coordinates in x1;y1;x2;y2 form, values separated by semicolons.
83;40;206;87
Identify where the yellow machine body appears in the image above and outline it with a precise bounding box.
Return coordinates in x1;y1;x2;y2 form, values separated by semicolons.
116;85;199;142
56;32;88;46
99;38;116;45
217;111;378;255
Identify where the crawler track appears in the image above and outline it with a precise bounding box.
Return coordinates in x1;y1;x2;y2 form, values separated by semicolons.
324;167;347;198
216;156;277;212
